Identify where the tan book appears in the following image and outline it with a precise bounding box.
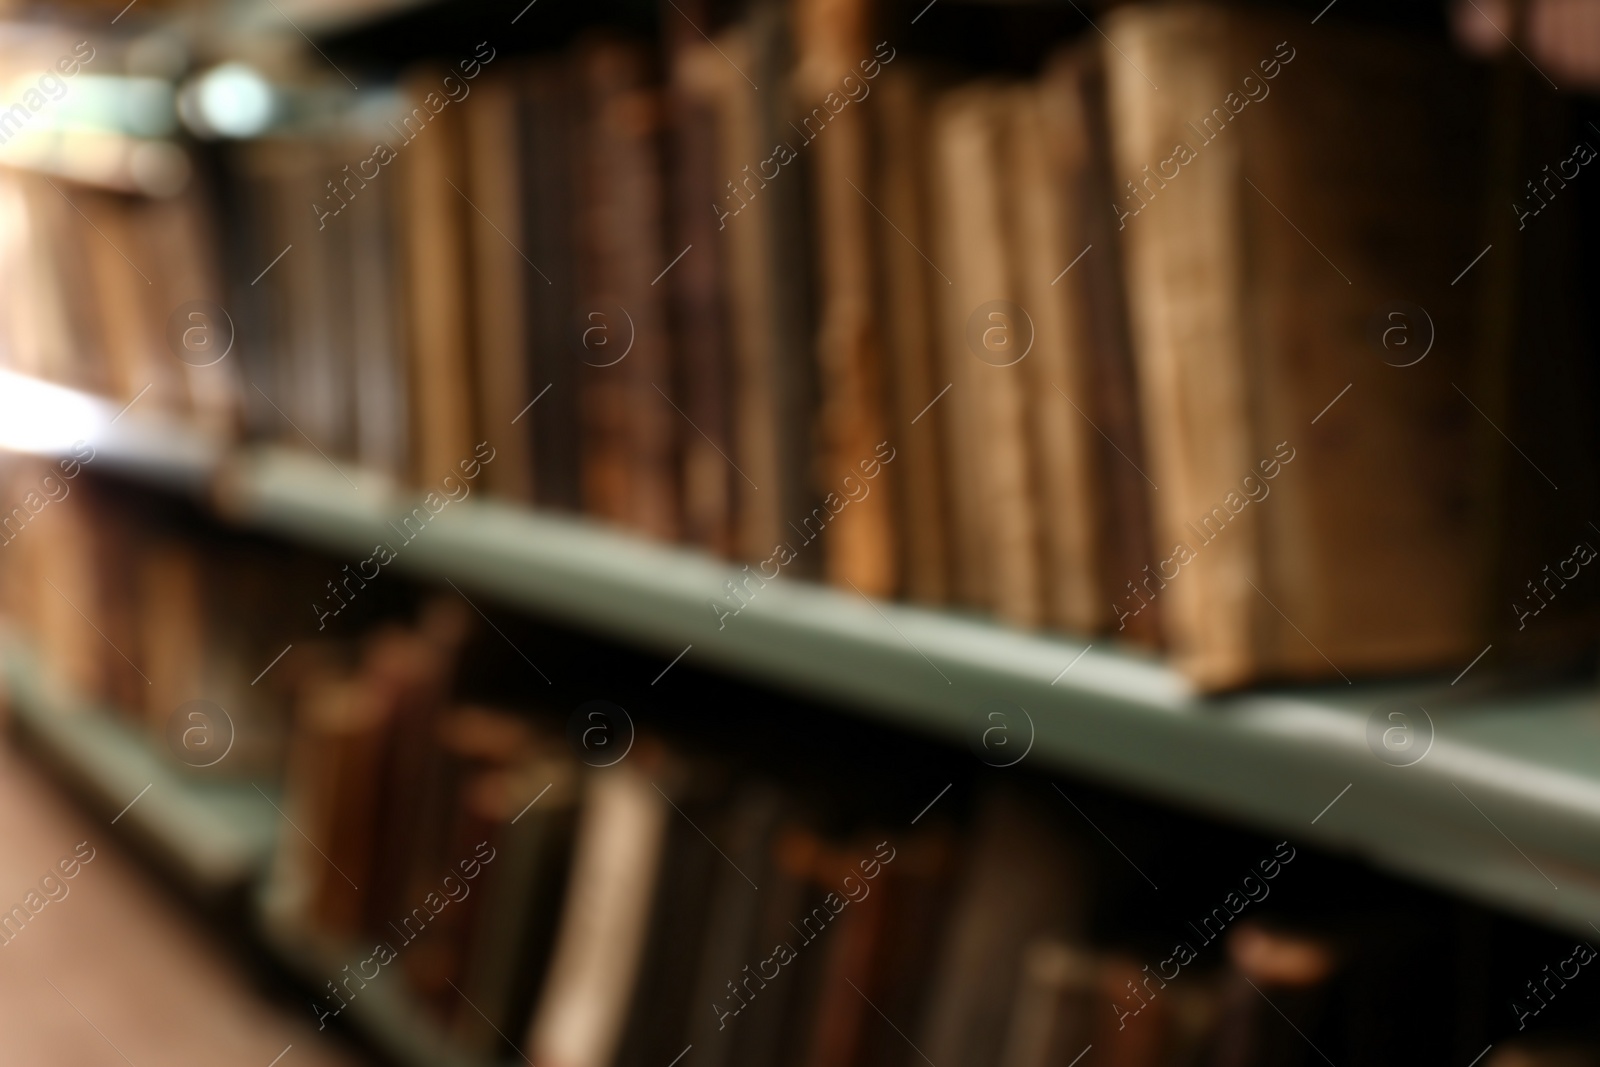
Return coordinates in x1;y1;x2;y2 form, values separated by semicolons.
398;71;477;486
792;0;899;597
526;755;672;1067
873;67;952;606
1007;79;1110;634
929;84;1043;627
464;70;535;503
1105;4;1500;687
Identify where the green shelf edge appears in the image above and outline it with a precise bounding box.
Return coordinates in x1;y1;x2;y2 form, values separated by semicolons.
5;372;1600;937
1;638;278;893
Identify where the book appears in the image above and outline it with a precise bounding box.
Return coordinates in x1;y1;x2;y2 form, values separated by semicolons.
665;4;739;558
792;0;900;597
463;69;535;504
397;67;478;486
573;38;680;542
1104;3;1502;687
872;65;953;606
525;752;673;1067
929;82;1044;626
915;787;1087;1065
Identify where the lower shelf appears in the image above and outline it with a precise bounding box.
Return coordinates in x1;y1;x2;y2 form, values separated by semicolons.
1;638;277;896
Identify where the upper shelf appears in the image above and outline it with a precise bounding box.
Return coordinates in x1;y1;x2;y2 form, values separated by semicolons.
3;370;1599;938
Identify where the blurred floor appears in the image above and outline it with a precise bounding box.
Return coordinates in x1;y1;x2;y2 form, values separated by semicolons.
0;737;358;1067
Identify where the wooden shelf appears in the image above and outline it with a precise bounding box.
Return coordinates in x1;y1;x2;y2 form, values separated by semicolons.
3;372;1600;939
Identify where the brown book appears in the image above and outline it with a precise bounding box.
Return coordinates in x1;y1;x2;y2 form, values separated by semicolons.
523;59;584;513
611;754;731;1067
361;609;470;943
139;177;242;440
451;754;581;1060
346;128;410;482
848;831;957;1067
1045;46;1162;648
573;39;680;542
792;0;899;597
1204;923;1338;1067
137;538;208;736
75;187;178;412
998;940;1099;1067
266;673;389;939
1104;4;1499;687
695;10;817;570
873;66;952;606
915;788;1088;1066
666;18;738;558
398;70;477;486
683;784;790;1067
21;467;112;705
929;83;1043;626
464;70;535;503
393;704;538;1016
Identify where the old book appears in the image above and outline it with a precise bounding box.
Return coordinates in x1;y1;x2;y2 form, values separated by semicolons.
464;69;535;503
573;39;680;542
792;0;899;597
915;788;1087;1066
139;176;242;440
137;539;208;736
694;10;817;570
451;754;581;1060
611;754;731;1067
682;784;789;1067
666;20;738;558
1104;4;1498;687
929;84;1043;626
997;940;1098;1067
873;66;952;606
266;673;389;939
74;188;174;411
1044;46;1162;647
361;605;473;944
346;125;410;482
525;753;672;1067
393;705;538;1015
523;59;583;513
398;69;477;486
283;137;352;457
1007;75;1111;635
848;830;957;1067
1204;923;1339;1067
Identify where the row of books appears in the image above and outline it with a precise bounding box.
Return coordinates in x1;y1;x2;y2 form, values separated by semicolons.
264;599;1600;1067
6;461;1600;1065
0;1;1595;691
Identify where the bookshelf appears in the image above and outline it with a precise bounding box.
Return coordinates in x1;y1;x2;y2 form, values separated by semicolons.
4;370;1598;942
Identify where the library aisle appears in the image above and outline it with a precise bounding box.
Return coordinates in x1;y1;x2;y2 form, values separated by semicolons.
0;735;354;1067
